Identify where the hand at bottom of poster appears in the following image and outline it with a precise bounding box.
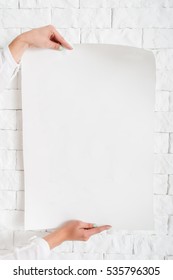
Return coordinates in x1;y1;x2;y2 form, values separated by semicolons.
44;220;111;249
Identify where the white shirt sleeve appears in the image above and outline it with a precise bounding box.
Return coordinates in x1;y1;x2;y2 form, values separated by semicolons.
0;46;20;93
0;238;51;260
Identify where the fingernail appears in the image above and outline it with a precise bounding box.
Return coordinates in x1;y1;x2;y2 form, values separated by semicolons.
68;42;74;50
58;45;64;51
93;224;97;228
106;225;112;229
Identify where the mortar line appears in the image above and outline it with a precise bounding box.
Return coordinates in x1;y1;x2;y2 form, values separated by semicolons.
167;174;170;195
141;28;144;48
111;8;113;28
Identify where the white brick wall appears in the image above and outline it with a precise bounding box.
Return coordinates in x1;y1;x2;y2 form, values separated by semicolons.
0;0;173;260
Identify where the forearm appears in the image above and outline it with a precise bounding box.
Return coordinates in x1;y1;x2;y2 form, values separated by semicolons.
9;34;29;64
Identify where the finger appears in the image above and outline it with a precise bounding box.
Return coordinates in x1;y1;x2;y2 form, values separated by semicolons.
52;30;73;50
49;41;61;50
80;222;95;229
87;225;112;237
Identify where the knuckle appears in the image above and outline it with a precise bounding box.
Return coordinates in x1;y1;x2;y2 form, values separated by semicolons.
48;24;54;30
76;220;81;226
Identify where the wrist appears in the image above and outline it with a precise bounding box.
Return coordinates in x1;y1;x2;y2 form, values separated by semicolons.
16;33;30;49
9;34;29;63
43;228;66;250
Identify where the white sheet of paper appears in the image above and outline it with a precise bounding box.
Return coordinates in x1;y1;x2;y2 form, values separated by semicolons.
22;44;155;230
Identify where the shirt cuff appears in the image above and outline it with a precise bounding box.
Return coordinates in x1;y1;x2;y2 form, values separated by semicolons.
4;45;20;68
30;237;51;259
2;45;20;80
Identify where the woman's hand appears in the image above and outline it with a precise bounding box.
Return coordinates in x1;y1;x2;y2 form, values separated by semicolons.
9;25;72;63
43;220;111;249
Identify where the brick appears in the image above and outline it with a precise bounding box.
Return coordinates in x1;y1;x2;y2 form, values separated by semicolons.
165;255;173;260
74;233;133;254
57;28;80;44
50;252;103;259
0;249;11;256
0;110;16;130
154;195;173;215
82;0;170;8
154;50;173;70
0;230;13;250
51;0;79;8
170;134;173;153
154;133;169;153
80;0;109;8
0;210;24;230
0;150;16;170
109;0;141;8
20;0;80;8
0;191;16;210
16;151;24;170
0;29;20;48
73;233;109;253
0;10;3;27
16;110;22;130
0;90;22;110
113;0;141;7
1;9;51;28
143;29;173;49
168;216;173;235
163;0;173;7
0;170;24;190
134;235;173;255
156;70;173;91
155;154;173;174
104;253;164;259
20;0;50;8
170;92;173;111
155;112;173;132
141;0;167;7
109;0;168;8
81;28;142;48
155;91;169;112
0;130;23;150
14;230;45;246
113;8;173;28
52;8;111;28
0;0;18;8
16;191;24;210
154;174;168;194
168;175;173;194
107;235;133;254
154;215;168;234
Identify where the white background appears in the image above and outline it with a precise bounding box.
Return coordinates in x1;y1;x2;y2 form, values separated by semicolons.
0;0;173;260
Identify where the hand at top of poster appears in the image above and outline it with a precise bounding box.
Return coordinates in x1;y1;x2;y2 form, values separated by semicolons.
9;25;73;63
44;220;111;249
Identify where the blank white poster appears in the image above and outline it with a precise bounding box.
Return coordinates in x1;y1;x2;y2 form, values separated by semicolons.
22;45;155;230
